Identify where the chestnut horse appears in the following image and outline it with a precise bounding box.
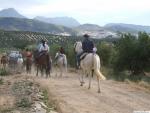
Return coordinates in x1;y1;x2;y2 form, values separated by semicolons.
1;55;8;69
34;50;51;78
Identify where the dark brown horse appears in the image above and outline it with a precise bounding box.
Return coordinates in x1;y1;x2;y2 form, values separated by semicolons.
34;50;51;78
1;55;8;69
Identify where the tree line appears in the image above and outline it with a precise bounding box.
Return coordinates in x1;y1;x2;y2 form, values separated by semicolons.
1;30;150;82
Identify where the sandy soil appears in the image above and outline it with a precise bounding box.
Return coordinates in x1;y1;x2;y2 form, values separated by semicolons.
32;70;150;113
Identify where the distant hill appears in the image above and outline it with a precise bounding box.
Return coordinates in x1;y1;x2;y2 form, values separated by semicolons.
76;24;103;31
104;23;150;33
0;8;26;18
34;16;80;28
0;17;77;35
75;24;117;39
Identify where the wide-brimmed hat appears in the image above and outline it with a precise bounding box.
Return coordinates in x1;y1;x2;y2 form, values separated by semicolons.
83;34;89;38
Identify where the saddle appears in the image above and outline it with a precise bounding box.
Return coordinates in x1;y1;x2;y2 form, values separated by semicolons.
36;51;47;60
80;53;88;61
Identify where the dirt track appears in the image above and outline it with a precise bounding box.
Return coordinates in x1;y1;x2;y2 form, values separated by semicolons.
33;71;150;113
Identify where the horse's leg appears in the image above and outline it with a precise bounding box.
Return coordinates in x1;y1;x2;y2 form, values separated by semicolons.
80;70;85;86
26;63;28;74
47;66;50;78
45;65;48;78
48;60;51;78
55;66;58;77
36;65;38;76
94;70;102;93
28;64;30;74
88;70;93;89
41;66;43;77
60;66;63;77
3;63;5;70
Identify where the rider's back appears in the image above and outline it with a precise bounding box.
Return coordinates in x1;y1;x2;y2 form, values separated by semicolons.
82;39;94;53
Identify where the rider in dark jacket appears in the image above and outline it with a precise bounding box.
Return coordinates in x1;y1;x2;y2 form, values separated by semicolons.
77;34;94;69
82;34;94;53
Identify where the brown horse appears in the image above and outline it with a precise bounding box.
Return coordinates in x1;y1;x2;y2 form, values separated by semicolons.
26;57;32;74
34;50;51;78
24;51;32;74
1;55;8;69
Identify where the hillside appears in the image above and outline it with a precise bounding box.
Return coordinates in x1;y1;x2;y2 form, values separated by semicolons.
75;24;118;38
34;16;80;28
104;23;150;33
0;8;25;18
0;17;76;36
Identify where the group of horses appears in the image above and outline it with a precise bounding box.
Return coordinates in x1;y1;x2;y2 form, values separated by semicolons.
0;41;106;93
0;50;67;77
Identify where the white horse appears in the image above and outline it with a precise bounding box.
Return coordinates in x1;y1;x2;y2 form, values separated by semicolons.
17;57;24;73
54;52;67;77
74;41;106;93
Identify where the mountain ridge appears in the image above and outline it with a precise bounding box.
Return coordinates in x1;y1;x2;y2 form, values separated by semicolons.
0;8;26;18
104;23;150;33
34;16;80;28
0;17;76;35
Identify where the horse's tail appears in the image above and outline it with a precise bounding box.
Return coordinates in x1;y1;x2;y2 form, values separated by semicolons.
93;54;106;80
94;69;106;80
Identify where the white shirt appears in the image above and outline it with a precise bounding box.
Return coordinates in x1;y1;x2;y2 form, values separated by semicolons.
39;43;49;52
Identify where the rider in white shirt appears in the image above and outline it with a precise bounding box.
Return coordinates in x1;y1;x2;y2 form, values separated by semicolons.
38;40;49;53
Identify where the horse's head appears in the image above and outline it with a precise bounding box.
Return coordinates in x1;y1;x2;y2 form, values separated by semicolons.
74;41;83;54
55;52;60;59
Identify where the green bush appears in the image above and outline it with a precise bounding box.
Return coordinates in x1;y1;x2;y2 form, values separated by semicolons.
113;32;150;75
0;68;10;76
16;97;32;108
0;78;3;85
97;41;115;66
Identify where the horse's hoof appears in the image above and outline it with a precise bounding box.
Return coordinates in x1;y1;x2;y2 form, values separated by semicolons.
80;84;83;86
88;87;90;89
98;90;101;93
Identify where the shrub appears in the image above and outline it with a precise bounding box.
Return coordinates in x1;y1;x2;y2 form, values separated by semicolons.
0;68;10;76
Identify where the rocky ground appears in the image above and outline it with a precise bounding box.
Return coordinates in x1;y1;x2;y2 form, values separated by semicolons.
0;74;58;113
0;69;150;113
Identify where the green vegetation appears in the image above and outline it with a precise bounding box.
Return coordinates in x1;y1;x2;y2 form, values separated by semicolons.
0;78;3;84
113;32;150;75
16;97;32;108
0;68;10;76
41;89;57;112
1;30;150;84
0;108;14;113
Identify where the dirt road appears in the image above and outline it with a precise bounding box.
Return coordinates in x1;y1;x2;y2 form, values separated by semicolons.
33;71;150;113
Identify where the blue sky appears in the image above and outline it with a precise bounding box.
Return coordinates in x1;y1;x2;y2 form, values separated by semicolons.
0;0;150;26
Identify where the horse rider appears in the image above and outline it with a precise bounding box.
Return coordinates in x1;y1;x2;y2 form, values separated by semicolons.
55;46;65;65
77;34;94;68
25;48;32;58
38;39;49;54
37;39;50;68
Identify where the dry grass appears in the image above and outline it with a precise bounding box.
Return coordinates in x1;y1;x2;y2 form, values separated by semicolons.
0;95;15;110
138;81;150;91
